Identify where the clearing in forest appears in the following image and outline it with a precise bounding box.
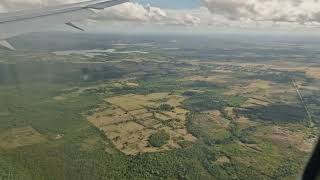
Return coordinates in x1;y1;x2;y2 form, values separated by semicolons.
87;92;196;155
0;126;46;150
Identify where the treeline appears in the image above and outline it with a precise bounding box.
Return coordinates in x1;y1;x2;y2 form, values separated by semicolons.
244;71;314;84
81;66;125;82
235;104;308;124
182;91;246;112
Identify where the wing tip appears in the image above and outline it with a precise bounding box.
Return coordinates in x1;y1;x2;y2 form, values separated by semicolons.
0;40;15;50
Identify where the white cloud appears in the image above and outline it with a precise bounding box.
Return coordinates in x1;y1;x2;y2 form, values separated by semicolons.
203;0;320;24
93;2;202;26
1;0;319;31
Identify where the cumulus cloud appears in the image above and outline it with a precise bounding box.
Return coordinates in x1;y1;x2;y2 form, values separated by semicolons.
94;3;200;25
1;0;318;31
203;0;320;24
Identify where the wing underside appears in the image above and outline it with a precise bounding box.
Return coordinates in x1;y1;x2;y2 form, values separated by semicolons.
0;0;128;49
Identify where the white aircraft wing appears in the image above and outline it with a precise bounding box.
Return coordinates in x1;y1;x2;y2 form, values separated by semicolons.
0;0;129;50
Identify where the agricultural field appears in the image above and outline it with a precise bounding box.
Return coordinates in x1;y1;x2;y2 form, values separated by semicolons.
0;33;319;179
87;92;196;155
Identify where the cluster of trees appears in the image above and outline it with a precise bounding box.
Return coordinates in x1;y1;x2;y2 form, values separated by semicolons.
182;90;246;113
183;92;227;112
182;91;197;97
81;87;107;96
158;104;175;111
148;130;170;147
245;70;313;84
236;104;307;123
185;80;221;88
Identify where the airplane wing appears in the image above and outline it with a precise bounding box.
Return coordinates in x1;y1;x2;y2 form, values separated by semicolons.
0;0;129;50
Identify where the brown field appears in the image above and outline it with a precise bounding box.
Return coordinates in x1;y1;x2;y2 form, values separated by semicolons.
225;80;274;96
270;65;320;80
135;113;153;119
206;110;230;128
242;97;271;108
126;82;139;87
223;107;257;130
155;113;171;121
129;109;148;116
137;118;161;128
253;125;317;153
0;126;46;150
224;105;316;154
87;93;196;155
225;79;300;106
305;67;320;79
88;107;133;127
216;156;231;165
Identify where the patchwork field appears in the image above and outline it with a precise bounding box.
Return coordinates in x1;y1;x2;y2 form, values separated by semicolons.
87;92;196;155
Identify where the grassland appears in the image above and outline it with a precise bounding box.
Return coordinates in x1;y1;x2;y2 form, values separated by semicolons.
0;126;46;150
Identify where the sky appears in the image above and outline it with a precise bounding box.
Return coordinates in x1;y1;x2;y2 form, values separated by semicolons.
1;0;320;33
136;0;201;9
